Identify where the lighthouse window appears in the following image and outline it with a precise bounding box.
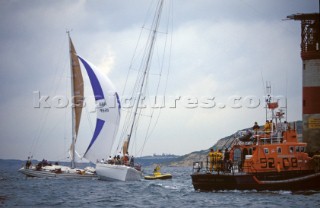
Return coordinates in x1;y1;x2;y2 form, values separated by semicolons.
264;148;269;154
277;147;282;154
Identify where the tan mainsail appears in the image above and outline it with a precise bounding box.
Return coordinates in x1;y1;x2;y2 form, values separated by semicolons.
122;140;129;156
68;35;84;167
69;37;84;140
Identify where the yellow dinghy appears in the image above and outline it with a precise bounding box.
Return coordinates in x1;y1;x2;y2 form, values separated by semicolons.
144;173;172;180
144;165;172;180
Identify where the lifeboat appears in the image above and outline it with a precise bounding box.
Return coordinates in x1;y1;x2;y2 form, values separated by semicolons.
191;92;320;191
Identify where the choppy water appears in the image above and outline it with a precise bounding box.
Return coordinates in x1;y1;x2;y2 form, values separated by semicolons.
1;161;320;207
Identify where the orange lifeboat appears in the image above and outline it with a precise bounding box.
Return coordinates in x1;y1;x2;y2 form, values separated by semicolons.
191;93;320;191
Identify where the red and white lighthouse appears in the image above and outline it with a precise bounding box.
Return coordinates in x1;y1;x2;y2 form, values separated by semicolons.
288;13;320;153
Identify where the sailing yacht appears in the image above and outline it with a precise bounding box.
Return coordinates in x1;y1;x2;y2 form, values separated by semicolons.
96;0;168;181
18;33;121;179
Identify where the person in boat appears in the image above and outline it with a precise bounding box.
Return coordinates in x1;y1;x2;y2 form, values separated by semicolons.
25;157;32;169
114;155;121;165
264;120;271;134
283;121;291;131
42;159;51;166
113;155;117;164
271;121;275;132
208;148;214;172
194;162;201;172
153;165;161;176
252;122;259;135
76;169;84;175
223;148;230;171
54;168;62;174
116;152;122;164
123;152;129;165
107;156;113;164
100;158;105;163
130;155;134;167
41;159;46;166
214;149;223;172
36;162;42;170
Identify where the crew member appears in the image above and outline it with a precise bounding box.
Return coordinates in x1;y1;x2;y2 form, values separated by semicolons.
25;157;32;169
153;165;161;176
123;152;129;165
208;148;214;172
130;156;134;167
224;148;230;171
252;122;259;135
215;149;223;171
264;120;271;134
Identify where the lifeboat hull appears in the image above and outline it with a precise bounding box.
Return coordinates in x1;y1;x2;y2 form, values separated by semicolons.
191;172;320;191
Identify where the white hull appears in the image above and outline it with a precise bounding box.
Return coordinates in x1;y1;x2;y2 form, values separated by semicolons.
18;165;97;179
96;163;142;181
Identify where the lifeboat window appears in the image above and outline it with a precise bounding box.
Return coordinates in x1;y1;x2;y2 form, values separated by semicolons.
295;146;300;152
233;148;242;164
300;146;305;152
277;147;282;154
264;148;269;154
248;148;253;155
289;146;294;153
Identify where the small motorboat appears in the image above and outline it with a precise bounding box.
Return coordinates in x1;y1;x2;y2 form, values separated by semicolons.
144;173;172;180
144;165;172;180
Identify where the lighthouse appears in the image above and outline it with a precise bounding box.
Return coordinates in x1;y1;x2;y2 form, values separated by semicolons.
288;13;320;154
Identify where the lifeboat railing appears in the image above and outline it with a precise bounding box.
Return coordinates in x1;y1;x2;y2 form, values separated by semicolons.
192;157;250;175
192;161;204;173
235;133;286;147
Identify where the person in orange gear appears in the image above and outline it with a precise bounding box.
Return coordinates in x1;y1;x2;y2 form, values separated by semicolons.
208;148;214;172
215;149;223;171
264;120;271;134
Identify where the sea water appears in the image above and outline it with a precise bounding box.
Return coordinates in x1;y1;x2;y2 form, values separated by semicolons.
1;160;320;207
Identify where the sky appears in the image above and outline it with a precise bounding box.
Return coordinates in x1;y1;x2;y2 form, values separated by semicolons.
0;0;318;161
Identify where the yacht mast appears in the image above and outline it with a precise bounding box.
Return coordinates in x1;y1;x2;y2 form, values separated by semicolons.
127;0;164;148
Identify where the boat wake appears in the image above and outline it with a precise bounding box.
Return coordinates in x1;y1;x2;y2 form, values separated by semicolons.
148;182;177;190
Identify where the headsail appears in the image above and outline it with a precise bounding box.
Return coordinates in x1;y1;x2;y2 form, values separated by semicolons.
78;56;121;163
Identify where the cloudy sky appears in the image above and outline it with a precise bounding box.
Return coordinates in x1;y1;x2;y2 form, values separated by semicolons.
0;0;317;161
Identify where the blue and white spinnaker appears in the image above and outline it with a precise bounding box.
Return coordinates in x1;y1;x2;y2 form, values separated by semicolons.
78;56;121;163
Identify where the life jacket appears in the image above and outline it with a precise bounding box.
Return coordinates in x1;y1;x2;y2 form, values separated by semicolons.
208;151;214;161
